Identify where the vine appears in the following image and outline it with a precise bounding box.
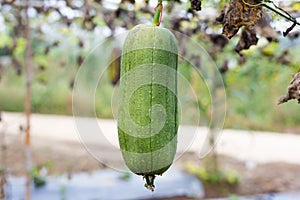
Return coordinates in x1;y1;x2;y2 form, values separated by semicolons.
241;0;300;35
153;0;163;26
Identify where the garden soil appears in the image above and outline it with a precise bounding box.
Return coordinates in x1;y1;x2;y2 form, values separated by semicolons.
1;134;300;199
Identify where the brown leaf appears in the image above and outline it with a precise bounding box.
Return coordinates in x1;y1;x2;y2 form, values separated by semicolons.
77;55;84;67
278;70;300;105
190;0;201;11
219;60;229;74
69;79;75;89
238;54;247;65
219;0;263;39
78;38;84;48
209;34;229;51
235;28;258;54
121;0;135;3
288;31;300;40
277;50;291;65
52;40;60;47
255;12;278;42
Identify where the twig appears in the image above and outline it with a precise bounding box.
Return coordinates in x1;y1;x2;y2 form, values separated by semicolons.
283;21;297;36
242;0;300;26
261;1;300;26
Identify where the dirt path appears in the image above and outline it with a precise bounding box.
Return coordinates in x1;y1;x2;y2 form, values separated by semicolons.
2;133;300;198
1;112;300;198
2;112;300;165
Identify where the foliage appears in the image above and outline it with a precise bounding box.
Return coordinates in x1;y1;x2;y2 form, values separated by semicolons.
228;194;240;200
30;162;52;188
224;37;300;130
120;171;132;180
0;1;299;198
185;161;239;185
0;0;299;129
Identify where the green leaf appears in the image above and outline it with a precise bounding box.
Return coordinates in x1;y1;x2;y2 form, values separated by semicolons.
292;2;300;11
13;37;27;56
60;27;71;35
225;170;239;185
34;55;48;67
0;33;13;48
229;194;240;200
262;41;279;56
120;171;132;180
92;16;106;27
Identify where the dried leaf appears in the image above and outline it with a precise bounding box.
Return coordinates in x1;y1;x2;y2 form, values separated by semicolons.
219;0;263;38
277;50;291;65
235;28;258;54
219;60;229;74
255;12;278;42
69;79;75;89
77;55;84;67
288;31;300;40
278;70;300;105
121;0;135;4
78;38;84;48
52;40;60;47
216;5;227;23
209;34;229;51
190;0;201;11
238;54;247;65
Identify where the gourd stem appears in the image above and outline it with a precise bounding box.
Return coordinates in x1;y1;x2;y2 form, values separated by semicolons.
144;175;156;191
153;0;163;26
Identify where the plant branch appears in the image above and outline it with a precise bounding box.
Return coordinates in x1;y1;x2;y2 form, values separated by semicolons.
261;1;300;26
241;0;300;26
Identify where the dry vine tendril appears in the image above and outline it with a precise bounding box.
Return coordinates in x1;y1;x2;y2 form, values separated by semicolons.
218;0;300;39
259;0;300;36
257;1;300;33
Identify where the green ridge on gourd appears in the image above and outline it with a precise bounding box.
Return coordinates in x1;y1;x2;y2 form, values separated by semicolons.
118;24;178;191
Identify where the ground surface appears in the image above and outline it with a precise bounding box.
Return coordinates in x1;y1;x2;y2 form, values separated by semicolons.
1;134;300;199
1;112;300;199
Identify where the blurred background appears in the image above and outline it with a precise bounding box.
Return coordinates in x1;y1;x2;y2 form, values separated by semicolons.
0;0;300;199
1;0;300;131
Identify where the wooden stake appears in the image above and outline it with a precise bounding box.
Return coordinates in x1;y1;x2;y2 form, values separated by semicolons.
24;0;32;199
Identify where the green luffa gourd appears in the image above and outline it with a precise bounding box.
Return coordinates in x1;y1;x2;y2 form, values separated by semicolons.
118;24;178;190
